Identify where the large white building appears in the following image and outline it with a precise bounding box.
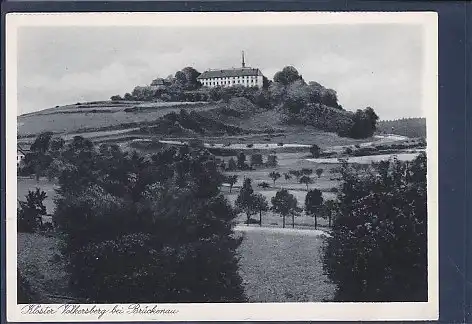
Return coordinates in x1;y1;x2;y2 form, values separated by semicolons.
197;52;264;88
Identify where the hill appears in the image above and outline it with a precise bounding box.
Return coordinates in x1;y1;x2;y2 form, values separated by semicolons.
377;118;426;138
18;100;217;137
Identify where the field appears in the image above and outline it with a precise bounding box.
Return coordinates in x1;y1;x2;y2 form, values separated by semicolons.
236;228;335;302
18;101;217;136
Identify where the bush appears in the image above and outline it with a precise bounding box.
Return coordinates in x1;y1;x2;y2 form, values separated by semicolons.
323;153;427;301
18;188;48;233
257;182;270;189
18;270;39;303
54;145;246;303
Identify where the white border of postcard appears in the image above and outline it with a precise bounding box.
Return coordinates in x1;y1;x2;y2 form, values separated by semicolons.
5;11;439;322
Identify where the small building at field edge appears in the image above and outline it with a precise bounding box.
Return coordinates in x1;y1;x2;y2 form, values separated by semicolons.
197;51;264;88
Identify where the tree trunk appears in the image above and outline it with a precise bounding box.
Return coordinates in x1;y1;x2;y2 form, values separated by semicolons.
259;210;262;226
282;215;285;228
229;185;232;193
247;213;250;226
314;214;317;229
328;213;332;228
292;214;295;228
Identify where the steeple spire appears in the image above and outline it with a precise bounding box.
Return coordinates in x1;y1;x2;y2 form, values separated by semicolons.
241;50;246;68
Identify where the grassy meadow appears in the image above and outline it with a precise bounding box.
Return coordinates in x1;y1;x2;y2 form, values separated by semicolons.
18;101;217;136
236;229;335;302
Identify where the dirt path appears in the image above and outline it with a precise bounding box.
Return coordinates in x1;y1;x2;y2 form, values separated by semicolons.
235;225;331;237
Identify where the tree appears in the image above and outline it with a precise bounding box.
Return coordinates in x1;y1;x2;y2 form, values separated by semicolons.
323;199;337;228
316;168;324;178
235;178;257;225
283;80;309;115
347;107;380;139
305;189;324;229
180;67;202;90
228;158;237;171
289;169;302;179
310;144;321;158
301;168;313;176
18;188;47;232
253;193;269;226
257;182;270;189
268;171;281;186
273;66;303;86
237;152;247;170
299;175;313;191
54;145;246;303
266;154;278;167
49;137;65;156
226;175;238;193
31;132;53;154
250;154;263;167
271;189;298;228
284;173;292;181
323;153;427;302
110;95;122;101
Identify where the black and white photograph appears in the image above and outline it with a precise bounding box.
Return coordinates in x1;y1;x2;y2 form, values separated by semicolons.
6;12;438;321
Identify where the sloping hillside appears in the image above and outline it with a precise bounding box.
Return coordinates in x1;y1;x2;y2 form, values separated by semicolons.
18;101;217;136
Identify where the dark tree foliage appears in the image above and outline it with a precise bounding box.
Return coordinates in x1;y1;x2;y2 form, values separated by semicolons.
237;152;248;170
271;188;298;228
18;188;47;233
53;144;246;303
341;107;380;139
257;182;270;189
323;153;427;301
266;154;278;168
18;270;39;303
310;144;321;158
250;153;264;167
268;171;281;186
273;66;304;86
225;175;238;193
253;193;269;226
299;175;313;191
305;189;324;229
228;157;237;171
377;117;426;138
235;178;257;224
30;132;54;154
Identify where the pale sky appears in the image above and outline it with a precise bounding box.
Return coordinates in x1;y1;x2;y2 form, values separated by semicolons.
17;24;424;119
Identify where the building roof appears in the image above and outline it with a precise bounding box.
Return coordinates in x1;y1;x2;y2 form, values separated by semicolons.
197;68;263;79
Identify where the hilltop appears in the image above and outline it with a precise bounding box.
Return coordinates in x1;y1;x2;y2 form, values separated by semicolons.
18;65;393;151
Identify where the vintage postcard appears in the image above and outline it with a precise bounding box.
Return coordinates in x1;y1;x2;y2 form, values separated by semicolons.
6;12;438;321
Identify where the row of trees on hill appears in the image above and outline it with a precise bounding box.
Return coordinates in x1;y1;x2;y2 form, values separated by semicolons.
377;117;426;138
234;177;330;229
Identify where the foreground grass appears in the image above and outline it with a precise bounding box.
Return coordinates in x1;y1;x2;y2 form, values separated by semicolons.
18;228;335;303
17;232;75;303
236;229;335;302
